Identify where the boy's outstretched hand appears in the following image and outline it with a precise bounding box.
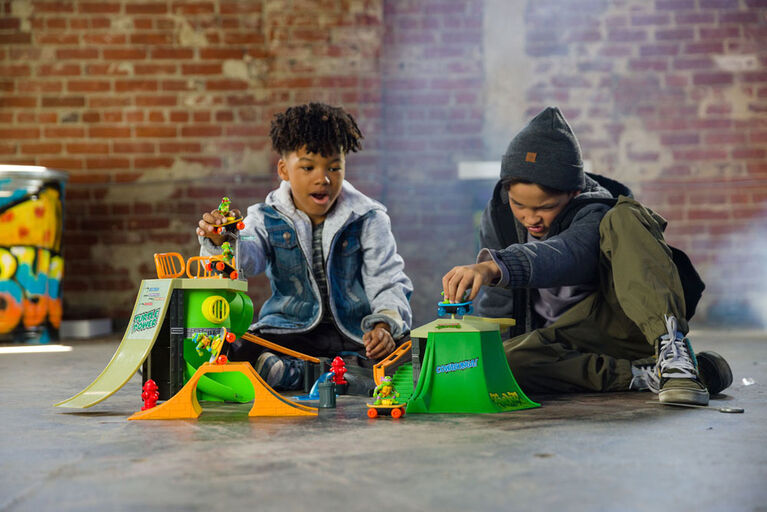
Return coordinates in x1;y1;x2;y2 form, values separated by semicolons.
363;322;395;360
442;260;501;303
196;208;241;247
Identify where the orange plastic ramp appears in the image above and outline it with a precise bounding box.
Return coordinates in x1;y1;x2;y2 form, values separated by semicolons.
373;340;412;385
128;361;317;420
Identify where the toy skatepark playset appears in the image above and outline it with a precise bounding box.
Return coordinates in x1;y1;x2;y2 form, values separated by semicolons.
55;201;539;421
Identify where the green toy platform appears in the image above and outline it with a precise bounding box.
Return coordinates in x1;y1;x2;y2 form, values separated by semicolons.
406;316;539;414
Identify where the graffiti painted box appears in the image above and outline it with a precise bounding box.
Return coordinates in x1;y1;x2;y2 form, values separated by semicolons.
0;165;67;344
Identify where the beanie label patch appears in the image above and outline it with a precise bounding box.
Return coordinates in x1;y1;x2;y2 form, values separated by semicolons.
525;152;537;163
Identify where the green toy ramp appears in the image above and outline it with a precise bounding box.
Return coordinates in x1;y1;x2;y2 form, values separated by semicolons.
406;318;539;414
55;279;174;408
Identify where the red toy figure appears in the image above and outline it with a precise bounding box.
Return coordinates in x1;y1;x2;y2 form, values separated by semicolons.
329;356;348;385
141;379;159;410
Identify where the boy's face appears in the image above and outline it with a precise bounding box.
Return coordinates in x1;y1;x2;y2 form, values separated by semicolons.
278;146;345;225
507;182;578;238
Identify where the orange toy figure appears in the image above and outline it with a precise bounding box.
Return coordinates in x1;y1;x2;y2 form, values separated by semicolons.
329;356;348;385
141;380;159;410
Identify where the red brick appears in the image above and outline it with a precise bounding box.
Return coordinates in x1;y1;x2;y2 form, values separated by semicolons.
20;142;62;154
37;34;80;45
134;157;175;168
88;126;132;138
126;3;168;14
56;48;99;60
684;42;724;54
732;148;766;159
135;96;178;106
700;0;740;7
67;80;111;92
0;64;30;76
181;125;222;137
82;34;127;45
200;48;245;60
0;18;21;30
136;126;177;137
44;126;85;138
85;157;130;169
39;64;82;76
113;142;156;153
693;73;734;86
172;2;215;14
719;11;760;23
0;96;36;108
182;62;223;75
89;96;132;107
631;13;671;26
131;33;173;45
159;142;201;152
661;133;700;145
0;128;39;139
699;26;742;39
655;27;694;41
115;80;159;92
67;142;110;154
35;2;75;12
640;44;679;57
79;2;121;13
151;48;194;59
133;63;178;74
0;33;32;44
103;48;148;60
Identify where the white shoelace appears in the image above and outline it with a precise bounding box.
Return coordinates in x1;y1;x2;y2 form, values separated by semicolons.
657;315;696;379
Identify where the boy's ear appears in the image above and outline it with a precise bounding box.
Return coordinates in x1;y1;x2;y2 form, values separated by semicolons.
277;158;289;181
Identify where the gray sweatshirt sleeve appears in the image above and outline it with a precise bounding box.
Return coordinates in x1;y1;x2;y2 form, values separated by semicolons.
482;203;610;289
358;210;413;338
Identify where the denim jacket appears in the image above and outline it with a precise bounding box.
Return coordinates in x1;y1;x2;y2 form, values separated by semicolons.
200;180;413;344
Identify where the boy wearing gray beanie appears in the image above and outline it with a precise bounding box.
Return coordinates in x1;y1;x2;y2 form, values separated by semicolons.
442;107;731;406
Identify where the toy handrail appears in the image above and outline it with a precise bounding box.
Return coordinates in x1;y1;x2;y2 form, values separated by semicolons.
186;255;237;279
373;339;412;385
241;333;321;364
154;252;185;279
186;256;214;278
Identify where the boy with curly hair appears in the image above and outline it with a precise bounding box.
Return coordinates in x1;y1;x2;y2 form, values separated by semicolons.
197;103;412;391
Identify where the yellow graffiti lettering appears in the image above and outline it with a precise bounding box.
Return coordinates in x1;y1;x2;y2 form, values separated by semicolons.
0;248;17;280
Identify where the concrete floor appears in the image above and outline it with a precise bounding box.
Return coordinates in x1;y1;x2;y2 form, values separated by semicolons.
1;329;765;512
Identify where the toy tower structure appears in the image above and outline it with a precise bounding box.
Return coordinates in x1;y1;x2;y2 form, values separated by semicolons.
407;316;539;414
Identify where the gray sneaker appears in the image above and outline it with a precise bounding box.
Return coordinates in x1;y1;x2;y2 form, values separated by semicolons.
655;315;708;406
255;352;305;390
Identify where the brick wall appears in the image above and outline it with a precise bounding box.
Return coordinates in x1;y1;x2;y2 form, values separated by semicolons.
0;0;385;321
508;0;767;325
1;0;765;328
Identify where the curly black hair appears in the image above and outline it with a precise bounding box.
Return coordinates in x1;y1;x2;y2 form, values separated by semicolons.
269;102;363;157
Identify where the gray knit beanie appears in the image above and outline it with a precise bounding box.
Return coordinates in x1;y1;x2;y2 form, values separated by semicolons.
500;106;584;192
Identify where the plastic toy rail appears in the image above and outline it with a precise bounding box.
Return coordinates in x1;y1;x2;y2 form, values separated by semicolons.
154;252;185;279
241;333;321;364
373;340;412;386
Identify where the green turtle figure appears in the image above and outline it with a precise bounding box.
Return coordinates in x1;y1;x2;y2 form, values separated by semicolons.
373;376;400;406
218;196;231;216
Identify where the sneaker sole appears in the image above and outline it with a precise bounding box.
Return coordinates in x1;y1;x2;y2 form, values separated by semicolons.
696;351;733;396
659;388;709;406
